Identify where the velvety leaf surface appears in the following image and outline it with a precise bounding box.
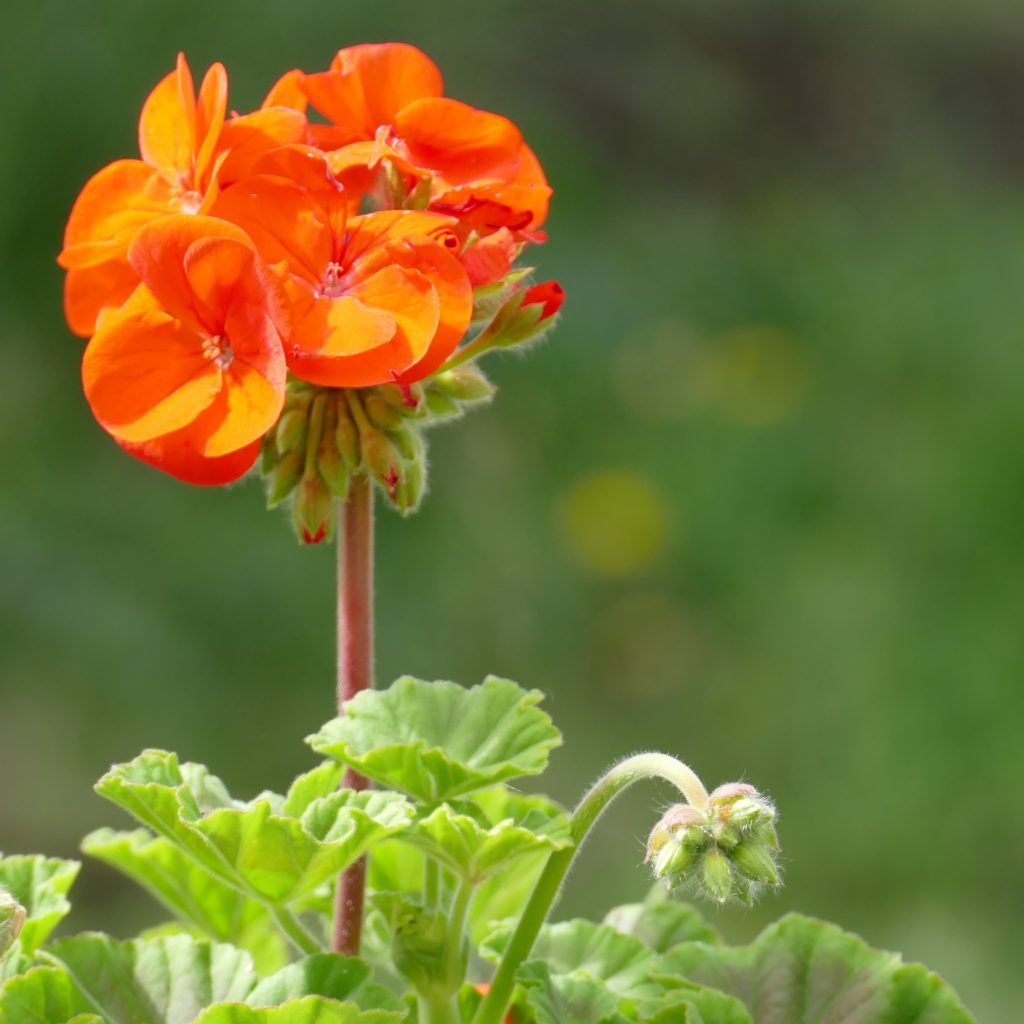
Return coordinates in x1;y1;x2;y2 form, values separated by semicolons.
484;919;656;999
638;982;753;1024
517;960;629;1024
657;914;975;1024
604;898;721;952
82;829;284;971
0;965;93;1024
43;932;255;1024
0;855;79;957
405;793;572;884
95;752;412;905
246;954;402;1014
306;677;561;802
193;997;402;1024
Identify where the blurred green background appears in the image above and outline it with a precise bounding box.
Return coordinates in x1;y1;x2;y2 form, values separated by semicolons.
2;0;1023;1017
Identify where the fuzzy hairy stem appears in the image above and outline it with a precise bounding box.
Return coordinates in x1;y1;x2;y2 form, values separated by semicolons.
331;474;375;955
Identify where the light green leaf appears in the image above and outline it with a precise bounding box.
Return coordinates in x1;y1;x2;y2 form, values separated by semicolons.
193;997;401;1024
247;954;402;1015
405;794;572;884
43;932;255;1024
282;764;347;819
657;914;975;1024
0;965;92;1024
604;897;721;953
0;856;79;957
82;829;286;972
95;751;412;906
307;677;561;803
517;960;629;1024
68;1016;104;1023
483;919;657;1000
638;982;752;1024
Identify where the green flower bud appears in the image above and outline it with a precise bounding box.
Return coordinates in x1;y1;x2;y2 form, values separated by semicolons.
471;267;532;325
701;848;734;904
364;392;406;431
0;888;25;961
317;445;350;499
334;395;361;469
292;474;334;545
362;428;401;487
422;387;463;422
431;365;496;403
731;836;781;886
275;406;309;454
389;424;424;463
266;447;304;507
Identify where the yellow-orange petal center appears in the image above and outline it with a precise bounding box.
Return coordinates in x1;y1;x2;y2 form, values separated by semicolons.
202;333;234;370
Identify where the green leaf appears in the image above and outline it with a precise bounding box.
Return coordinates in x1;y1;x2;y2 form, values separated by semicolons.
405;793;572;884
247;955;402;1015
193;998;401;1024
82;829;286;972
483;919;656;1000
638;982;752;1024
0;965;93;1024
307;677;561;803
604;898;721;953
95;751;412;906
0;855;79;957
517;960;629;1024
657;914;975;1024
282;764;347;819
43;932;255;1024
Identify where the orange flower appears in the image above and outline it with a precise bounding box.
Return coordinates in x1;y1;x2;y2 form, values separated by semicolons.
301;43;551;238
59;54;305;336
82;216;289;485
213;173;472;387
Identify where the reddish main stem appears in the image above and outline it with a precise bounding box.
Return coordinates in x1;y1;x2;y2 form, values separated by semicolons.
332;474;374;955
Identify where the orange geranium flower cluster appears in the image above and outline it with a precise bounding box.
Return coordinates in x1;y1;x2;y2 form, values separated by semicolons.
60;44;560;485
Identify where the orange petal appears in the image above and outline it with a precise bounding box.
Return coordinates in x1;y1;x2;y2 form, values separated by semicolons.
345;209;459;262
212;176;335;284
82;293;220;442
138;54;197;186
117;410;263;485
215;108;309;184
305;43;443;144
393;97;522;184
194;62;228;189
126;214;254;334
263;69;308;111
63;257;144;338
459;227;518;287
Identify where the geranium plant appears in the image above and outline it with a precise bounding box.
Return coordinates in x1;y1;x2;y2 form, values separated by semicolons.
1;43;975;1024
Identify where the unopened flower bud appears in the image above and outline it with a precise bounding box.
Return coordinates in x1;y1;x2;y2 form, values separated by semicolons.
292;474;334;545
431;365;496;403
364;393;406;431
471;267;532;325
361;428;401;486
275;406;308;454
0;888;25;961
421;387;462;422
317;444;350;499
388;425;424;463
731;836;781;886
266;447;304;507
334;396;361;469
701;848;734;904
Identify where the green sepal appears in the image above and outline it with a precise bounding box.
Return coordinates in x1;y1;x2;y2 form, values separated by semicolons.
307;677;561;803
656;914;975;1024
95;750;413;906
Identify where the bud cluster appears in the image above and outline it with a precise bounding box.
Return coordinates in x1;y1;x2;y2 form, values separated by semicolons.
0;887;25;961
645;783;780;904
260;365;496;542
